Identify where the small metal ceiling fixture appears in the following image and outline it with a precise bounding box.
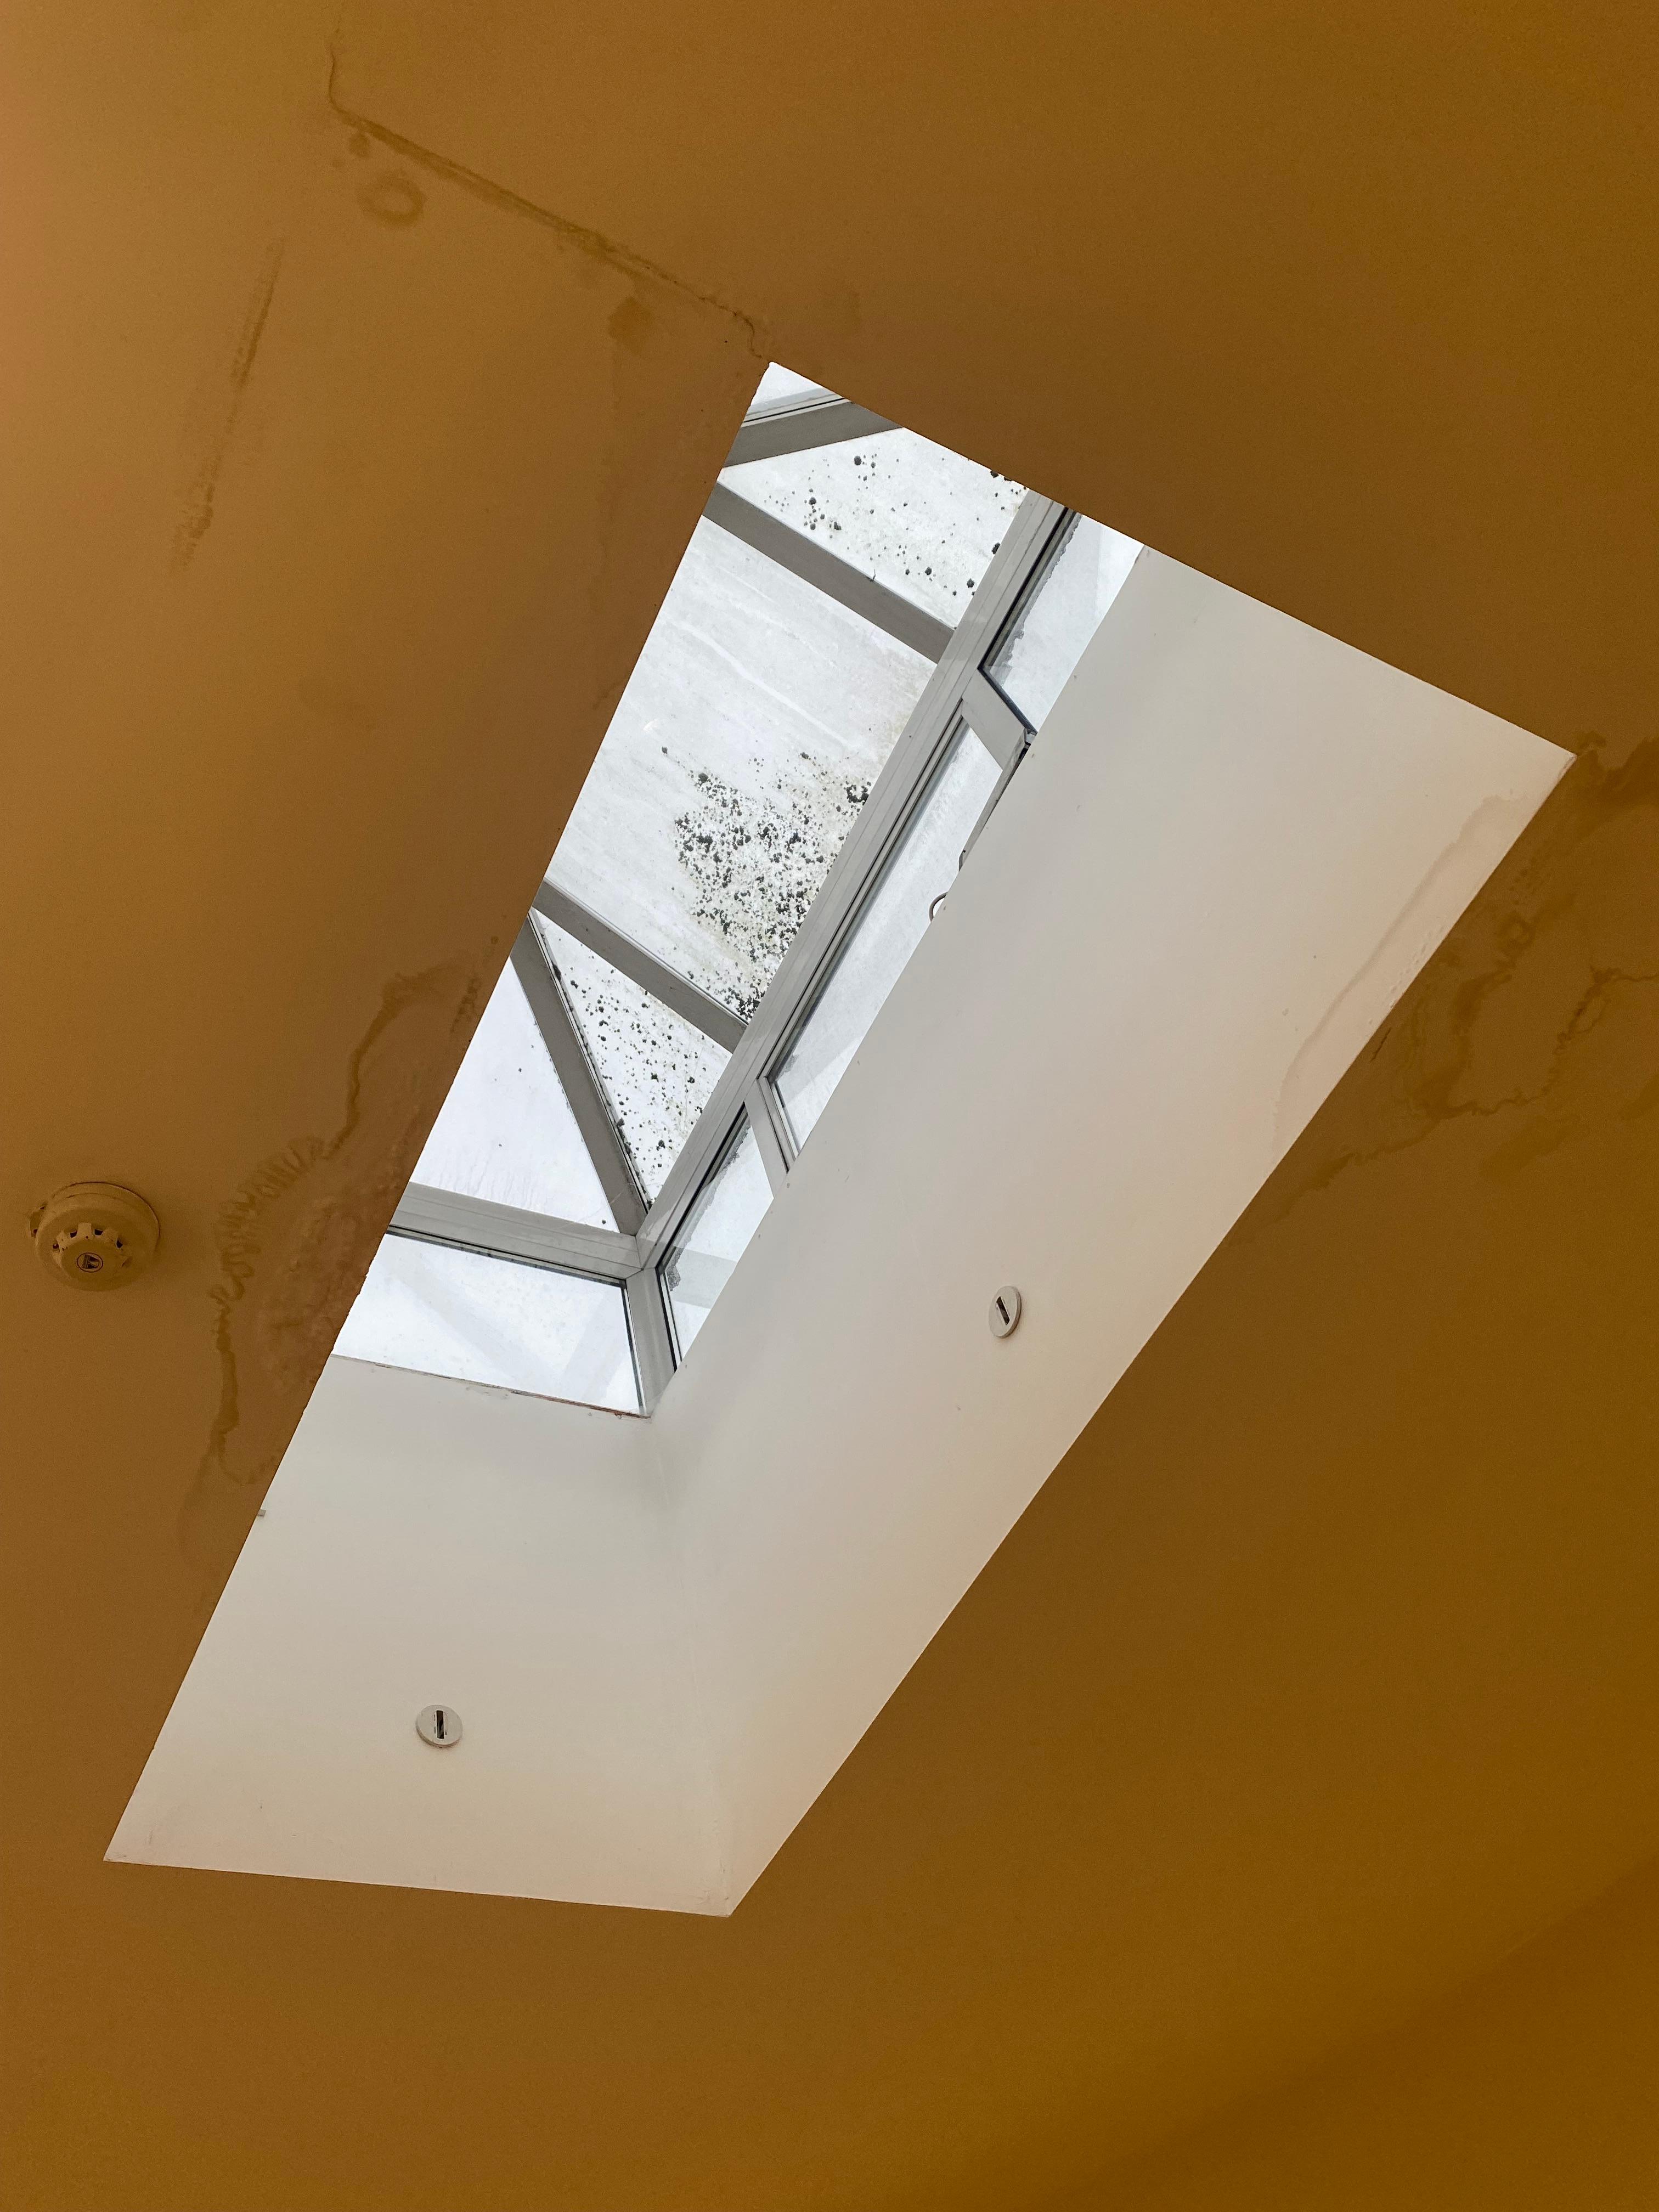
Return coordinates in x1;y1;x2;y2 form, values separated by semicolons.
415;1705;462;1748
989;1285;1023;1339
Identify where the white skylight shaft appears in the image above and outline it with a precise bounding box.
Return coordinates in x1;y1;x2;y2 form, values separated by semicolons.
362;365;1142;1413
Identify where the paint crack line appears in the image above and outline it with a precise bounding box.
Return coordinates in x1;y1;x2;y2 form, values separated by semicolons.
323;42;766;359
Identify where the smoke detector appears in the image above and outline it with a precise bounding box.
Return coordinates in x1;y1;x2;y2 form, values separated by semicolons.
34;1182;160;1291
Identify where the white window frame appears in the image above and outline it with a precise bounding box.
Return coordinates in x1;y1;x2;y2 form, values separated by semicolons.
389;381;1084;1407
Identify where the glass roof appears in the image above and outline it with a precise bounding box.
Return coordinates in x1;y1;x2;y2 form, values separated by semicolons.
372;362;1126;1414
988;516;1140;732
749;363;828;407
337;1237;638;1410
548;516;932;1019
411;963;616;1228
721;428;1024;629
661;1118;772;1360
776;726;1002;1150
533;916;730;1203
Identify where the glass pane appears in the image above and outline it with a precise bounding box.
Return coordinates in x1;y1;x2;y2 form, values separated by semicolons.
550;517;930;1020
722;427;1024;629
335;1235;639;1412
411;963;616;1228
986;515;1140;732
660;1119;772;1360
750;363;828;408
531;916;730;1204
776;729;1003;1150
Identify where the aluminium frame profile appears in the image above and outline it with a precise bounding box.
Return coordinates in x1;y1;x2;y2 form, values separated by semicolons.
745;1075;793;1196
634;490;1069;1274
724;388;898;468
510;922;646;1237
390;1181;673;1414
703;483;954;663
960;668;1030;770
384;487;1077;1410
623;1267;675;1406
532;879;745;1052
392;1185;641;1282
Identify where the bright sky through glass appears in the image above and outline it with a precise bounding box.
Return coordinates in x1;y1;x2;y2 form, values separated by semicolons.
382;366;1069;1410
411;963;616;1227
661;1119;772;1358
549;517;932;1020
723;430;1024;628
533;916;730;1202
989;517;1140;731
750;363;827;406
337;1238;638;1409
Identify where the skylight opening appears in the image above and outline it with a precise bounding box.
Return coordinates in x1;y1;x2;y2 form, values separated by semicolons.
548;514;932;1019
659;1114;773;1362
335;1238;640;1413
409;961;617;1229
721;430;1022;627
531;915;730;1203
774;720;1003;1152
336;367;1142;1411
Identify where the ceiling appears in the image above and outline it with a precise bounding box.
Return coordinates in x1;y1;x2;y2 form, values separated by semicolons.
2;4;1654;2207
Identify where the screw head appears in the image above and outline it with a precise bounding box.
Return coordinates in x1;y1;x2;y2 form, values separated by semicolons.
989;1285;1023;1339
416;1705;462;1748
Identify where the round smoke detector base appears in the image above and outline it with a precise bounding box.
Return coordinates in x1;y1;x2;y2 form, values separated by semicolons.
34;1182;160;1291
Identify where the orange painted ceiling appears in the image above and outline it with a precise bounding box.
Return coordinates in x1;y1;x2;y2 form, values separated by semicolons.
2;5;1655;2207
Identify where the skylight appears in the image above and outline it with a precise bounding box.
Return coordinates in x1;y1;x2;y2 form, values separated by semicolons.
723;430;1022;626
336;370;1141;1410
548;515;932;1018
409;962;617;1228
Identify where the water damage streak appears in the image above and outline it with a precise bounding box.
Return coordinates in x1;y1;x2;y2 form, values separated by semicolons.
177;958;484;1598
1252;731;1659;1233
172;240;285;571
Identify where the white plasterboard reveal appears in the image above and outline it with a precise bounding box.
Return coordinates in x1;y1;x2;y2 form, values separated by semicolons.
112;551;1570;1908
659;550;1570;1899
111;1362;721;1912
